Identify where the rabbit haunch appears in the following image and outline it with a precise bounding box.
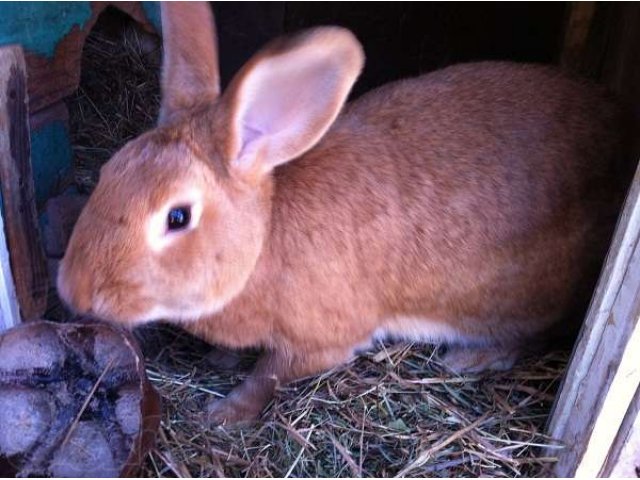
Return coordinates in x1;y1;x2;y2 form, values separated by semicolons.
58;2;628;424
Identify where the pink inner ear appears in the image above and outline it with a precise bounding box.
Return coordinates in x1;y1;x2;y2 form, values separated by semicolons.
228;28;363;174
232;60;342;173
240;122;265;150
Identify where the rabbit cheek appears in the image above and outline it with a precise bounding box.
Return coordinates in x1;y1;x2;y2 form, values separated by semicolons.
145;232;221;321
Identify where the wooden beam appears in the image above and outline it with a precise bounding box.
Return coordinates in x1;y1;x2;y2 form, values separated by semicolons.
560;2;597;72
547;160;640;476
574;321;640;476
550;4;640;475
0;45;48;321
601;385;640;476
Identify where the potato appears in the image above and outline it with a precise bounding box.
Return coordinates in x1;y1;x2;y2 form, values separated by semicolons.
0;323;65;372
0;388;52;456
115;384;142;436
50;421;118;478
93;329;136;371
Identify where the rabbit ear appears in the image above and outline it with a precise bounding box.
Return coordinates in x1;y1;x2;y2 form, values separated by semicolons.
159;2;220;123
222;27;364;177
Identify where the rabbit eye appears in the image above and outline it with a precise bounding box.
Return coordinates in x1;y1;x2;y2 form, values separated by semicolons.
167;206;191;231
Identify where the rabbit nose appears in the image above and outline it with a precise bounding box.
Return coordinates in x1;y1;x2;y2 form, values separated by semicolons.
62;283;93;315
56;263;94;315
59;286;93;315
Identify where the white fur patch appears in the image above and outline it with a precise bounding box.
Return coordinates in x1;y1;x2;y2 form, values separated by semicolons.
146;188;204;253
356;316;470;354
140;300;227;324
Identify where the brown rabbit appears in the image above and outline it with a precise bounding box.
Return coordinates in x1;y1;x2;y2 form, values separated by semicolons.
58;2;629;424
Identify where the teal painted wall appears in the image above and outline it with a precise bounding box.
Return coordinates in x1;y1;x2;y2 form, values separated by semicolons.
31;122;73;205
0;2;160;207
0;2;89;207
142;2;162;32
0;2;92;58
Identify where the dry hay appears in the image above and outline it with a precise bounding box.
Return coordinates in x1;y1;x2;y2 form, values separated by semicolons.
65;12;567;478
66;9;161;192
137;325;565;478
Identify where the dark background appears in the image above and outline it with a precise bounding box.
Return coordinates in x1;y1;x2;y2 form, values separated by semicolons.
214;2;569;97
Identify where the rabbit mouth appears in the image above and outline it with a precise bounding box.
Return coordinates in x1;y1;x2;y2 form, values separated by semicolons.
93;297;230;326
57;286;158;328
60;274;230;326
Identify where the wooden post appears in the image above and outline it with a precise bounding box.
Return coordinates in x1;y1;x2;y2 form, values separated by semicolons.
559;2;597;73
600;386;640;476
549;4;640;475
0;45;48;321
547;161;640;476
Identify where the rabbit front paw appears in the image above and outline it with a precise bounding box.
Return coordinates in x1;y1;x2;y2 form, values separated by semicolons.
205;392;264;426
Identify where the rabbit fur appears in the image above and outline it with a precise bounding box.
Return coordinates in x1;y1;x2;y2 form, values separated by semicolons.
58;2;630;424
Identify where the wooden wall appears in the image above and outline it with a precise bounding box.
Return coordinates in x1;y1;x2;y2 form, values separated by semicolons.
549;2;640;476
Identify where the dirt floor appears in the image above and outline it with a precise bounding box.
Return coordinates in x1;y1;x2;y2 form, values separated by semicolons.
62;14;568;478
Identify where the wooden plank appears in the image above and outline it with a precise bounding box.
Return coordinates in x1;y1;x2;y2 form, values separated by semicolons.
0;207;20;330
547;160;640;476
559;3;640;158
574;320;640;476
549;4;640;475
560;2;597;72
0;45;48;321
601;385;640;476
598;4;640;166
